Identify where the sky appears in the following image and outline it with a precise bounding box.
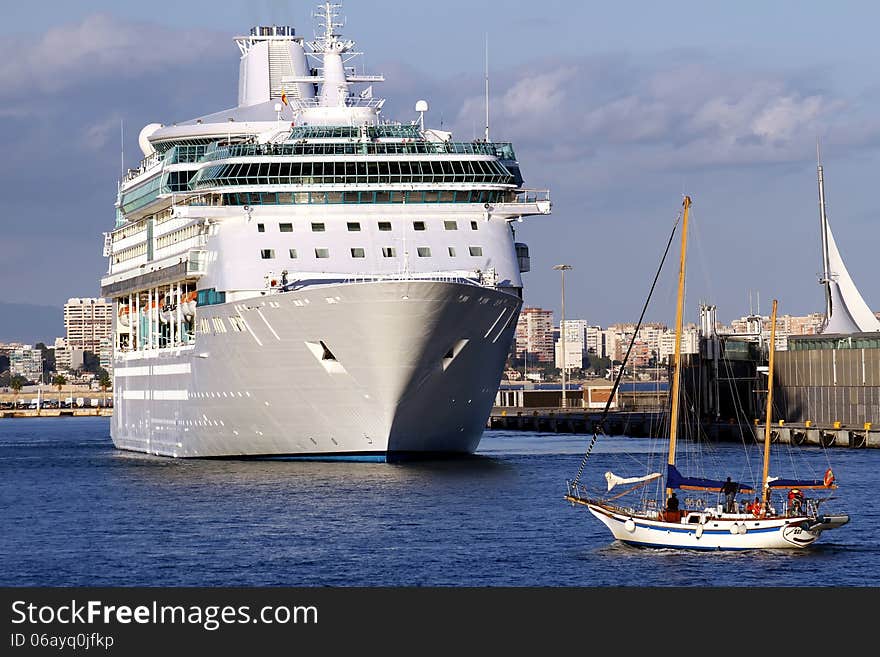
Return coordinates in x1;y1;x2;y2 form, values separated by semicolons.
3;0;880;331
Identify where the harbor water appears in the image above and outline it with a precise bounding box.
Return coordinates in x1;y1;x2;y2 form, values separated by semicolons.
1;417;877;587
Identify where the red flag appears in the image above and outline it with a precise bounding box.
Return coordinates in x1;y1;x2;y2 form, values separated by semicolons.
281;89;289;106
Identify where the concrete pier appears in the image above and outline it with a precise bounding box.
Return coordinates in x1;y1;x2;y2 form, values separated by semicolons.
487;407;880;449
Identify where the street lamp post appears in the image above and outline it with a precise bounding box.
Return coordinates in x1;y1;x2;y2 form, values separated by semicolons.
554;264;573;409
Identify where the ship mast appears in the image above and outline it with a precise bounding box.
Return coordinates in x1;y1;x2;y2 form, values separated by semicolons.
666;195;691;497
280;1;384;120
761;299;779;511
817;141;833;323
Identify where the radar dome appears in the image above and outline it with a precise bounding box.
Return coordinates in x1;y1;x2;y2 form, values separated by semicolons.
138;123;163;157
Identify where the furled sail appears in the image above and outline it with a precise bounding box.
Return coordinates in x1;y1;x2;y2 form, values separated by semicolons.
604;471;661;492
821;220;880;334
666;465;755;493
767;468;836;490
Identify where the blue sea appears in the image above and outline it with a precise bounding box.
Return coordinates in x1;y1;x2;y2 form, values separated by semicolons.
1;417;877;587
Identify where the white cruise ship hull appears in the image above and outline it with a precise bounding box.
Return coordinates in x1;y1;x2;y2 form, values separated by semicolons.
111;279;521;460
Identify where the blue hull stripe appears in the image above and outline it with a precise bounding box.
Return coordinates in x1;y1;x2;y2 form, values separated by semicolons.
630;522;782;536
259;454;388;463
621;540;760;551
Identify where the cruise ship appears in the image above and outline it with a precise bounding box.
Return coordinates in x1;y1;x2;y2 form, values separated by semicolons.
101;2;551;460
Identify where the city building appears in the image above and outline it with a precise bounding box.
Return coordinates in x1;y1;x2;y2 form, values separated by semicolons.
10;344;43;383
599;328;618;361
515;307;555;363
657;324;700;363
53;337;71;372
724;311;825;351
555;319;589;370
64;298;113;354
584;325;603;357
98;337;113;375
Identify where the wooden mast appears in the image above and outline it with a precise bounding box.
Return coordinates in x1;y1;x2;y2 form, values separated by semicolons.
666;195;691;497
761;299;778;510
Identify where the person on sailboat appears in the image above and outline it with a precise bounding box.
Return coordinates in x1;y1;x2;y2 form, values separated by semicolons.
746;497;762;516
787;489;805;516
666;492;681;522
720;477;738;513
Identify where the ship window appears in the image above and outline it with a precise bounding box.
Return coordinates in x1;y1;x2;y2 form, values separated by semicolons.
382;247;396;258
279;223;293;232
444;220;457;230
351;248;365;258
471;221;479;230
378;221;392;231
289;249;298;259
260;249;275;259
413;221;426;231
315;248;330;259
448;247;456;257
469;246;483;256
347;222;361;231
257;223;265;233
417;247;431;257
311;222;325;232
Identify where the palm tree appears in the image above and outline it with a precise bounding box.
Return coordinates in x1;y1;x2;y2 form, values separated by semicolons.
97;370;111;408
10;375;25;407
52;374;66;407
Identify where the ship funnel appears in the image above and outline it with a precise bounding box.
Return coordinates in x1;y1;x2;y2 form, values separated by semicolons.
235;25;315;107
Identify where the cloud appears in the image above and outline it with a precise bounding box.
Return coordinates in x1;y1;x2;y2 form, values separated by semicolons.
81;116;122;151
0;15;237;307
0;14;227;98
448;54;870;171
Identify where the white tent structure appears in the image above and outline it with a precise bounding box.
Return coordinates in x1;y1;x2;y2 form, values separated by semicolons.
816;155;880;334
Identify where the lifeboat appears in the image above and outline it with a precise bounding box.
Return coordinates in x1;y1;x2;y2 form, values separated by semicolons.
160;303;177;324
118;305;131;328
181;291;198;320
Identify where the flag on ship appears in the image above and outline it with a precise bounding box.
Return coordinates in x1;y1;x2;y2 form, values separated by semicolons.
281;88;289;105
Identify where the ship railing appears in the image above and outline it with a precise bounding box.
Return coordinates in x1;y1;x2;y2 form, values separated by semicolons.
278;272;484;292
513;189;551;204
289;96;386;110
342;272;482;286
199;140;517;161
122;152;162;183
169;193;225;209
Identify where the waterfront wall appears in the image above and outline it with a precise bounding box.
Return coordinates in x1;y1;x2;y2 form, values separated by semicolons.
774;347;880;427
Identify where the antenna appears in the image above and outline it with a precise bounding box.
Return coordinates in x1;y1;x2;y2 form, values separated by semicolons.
120;118;124;181
816;137;832;321
484;32;490;142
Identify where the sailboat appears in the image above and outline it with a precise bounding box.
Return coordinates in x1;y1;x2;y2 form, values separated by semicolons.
564;196;850;550
816;150;880;334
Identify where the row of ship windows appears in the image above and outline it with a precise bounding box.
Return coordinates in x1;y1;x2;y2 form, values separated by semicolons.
260;246;484;259
115;242;148;263
222;190;512;206
155;224;202;250
191;160;513;188
257;220;479;233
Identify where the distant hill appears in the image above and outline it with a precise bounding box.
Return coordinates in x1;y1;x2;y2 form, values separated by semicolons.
0;302;64;344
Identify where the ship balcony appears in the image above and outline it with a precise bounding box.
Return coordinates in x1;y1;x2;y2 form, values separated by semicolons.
492;189;552;218
101;248;208;298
